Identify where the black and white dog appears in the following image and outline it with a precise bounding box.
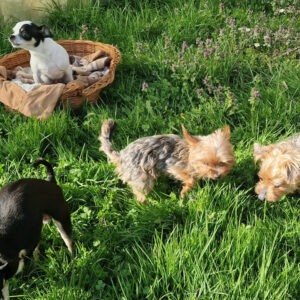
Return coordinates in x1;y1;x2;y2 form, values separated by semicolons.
9;21;73;84
0;159;72;300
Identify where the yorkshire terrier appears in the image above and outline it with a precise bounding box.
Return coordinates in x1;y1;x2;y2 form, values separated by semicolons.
99;119;235;205
254;133;300;202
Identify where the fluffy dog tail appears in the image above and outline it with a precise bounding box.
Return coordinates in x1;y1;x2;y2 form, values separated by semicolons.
99;119;121;164
33;159;56;184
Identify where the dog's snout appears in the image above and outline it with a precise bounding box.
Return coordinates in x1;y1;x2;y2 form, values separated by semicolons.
258;187;267;201
10;35;15;40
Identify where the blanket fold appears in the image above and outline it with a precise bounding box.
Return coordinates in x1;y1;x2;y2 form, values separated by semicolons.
0;66;64;119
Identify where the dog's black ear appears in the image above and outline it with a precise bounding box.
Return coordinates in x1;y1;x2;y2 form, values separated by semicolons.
39;25;53;38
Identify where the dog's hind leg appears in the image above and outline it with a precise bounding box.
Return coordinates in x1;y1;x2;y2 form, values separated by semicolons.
53;214;73;254
50;203;73;254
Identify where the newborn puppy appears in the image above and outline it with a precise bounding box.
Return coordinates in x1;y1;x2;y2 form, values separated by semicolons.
0;159;72;300
9;21;73;84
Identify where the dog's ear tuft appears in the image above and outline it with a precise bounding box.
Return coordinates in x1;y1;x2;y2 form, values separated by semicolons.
182;124;198;145
253;143;267;162
221;125;231;139
287;164;299;182
39;26;53;38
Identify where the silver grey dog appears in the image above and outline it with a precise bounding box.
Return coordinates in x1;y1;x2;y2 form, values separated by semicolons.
99;119;235;205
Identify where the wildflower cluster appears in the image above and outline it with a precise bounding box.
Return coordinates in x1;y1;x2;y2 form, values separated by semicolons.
133;2;298;103
79;24;100;40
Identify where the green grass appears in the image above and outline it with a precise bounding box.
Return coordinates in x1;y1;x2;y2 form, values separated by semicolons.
0;0;300;299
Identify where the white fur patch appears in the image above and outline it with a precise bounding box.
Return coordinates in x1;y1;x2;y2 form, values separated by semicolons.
18;249;26;259
16;249;27;274
43;214;52;224
1;280;9;300
16;259;24;275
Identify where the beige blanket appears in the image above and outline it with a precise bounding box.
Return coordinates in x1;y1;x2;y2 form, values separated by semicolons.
0;66;65;119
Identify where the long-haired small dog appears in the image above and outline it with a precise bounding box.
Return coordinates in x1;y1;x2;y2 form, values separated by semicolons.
254;133;300;202
99;119;235;204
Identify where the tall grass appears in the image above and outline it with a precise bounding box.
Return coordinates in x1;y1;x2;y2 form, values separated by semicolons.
0;0;299;299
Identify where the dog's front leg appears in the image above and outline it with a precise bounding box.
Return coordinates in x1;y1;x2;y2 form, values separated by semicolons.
168;166;195;198
40;74;53;84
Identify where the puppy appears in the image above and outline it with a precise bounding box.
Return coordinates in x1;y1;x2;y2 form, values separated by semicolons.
0;159;72;300
9;21;73;84
254;133;300;202
99;119;235;204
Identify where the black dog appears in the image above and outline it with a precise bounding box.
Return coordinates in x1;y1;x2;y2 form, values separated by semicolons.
0;159;72;300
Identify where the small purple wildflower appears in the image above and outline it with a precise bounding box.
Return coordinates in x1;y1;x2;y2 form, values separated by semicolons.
207;84;213;94
178;52;184;59
165;37;173;46
136;42;143;50
142;82;149;91
198;41;204;49
196;88;203;95
203;49;209;58
263;35;271;46
253;88;259;99
182;41;188;52
81;24;88;31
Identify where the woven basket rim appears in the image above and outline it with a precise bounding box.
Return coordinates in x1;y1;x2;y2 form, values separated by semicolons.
0;39;121;109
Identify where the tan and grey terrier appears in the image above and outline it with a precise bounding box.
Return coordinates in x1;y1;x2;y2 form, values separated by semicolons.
254;133;300;202
99;119;235;205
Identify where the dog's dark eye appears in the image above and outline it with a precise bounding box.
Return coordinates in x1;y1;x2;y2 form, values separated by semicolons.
20;30;31;40
219;162;226;167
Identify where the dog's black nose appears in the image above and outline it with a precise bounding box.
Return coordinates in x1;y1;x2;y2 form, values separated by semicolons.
10;35;15;40
214;174;221;180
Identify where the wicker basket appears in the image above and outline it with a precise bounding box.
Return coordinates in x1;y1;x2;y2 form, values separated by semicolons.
0;40;121;109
